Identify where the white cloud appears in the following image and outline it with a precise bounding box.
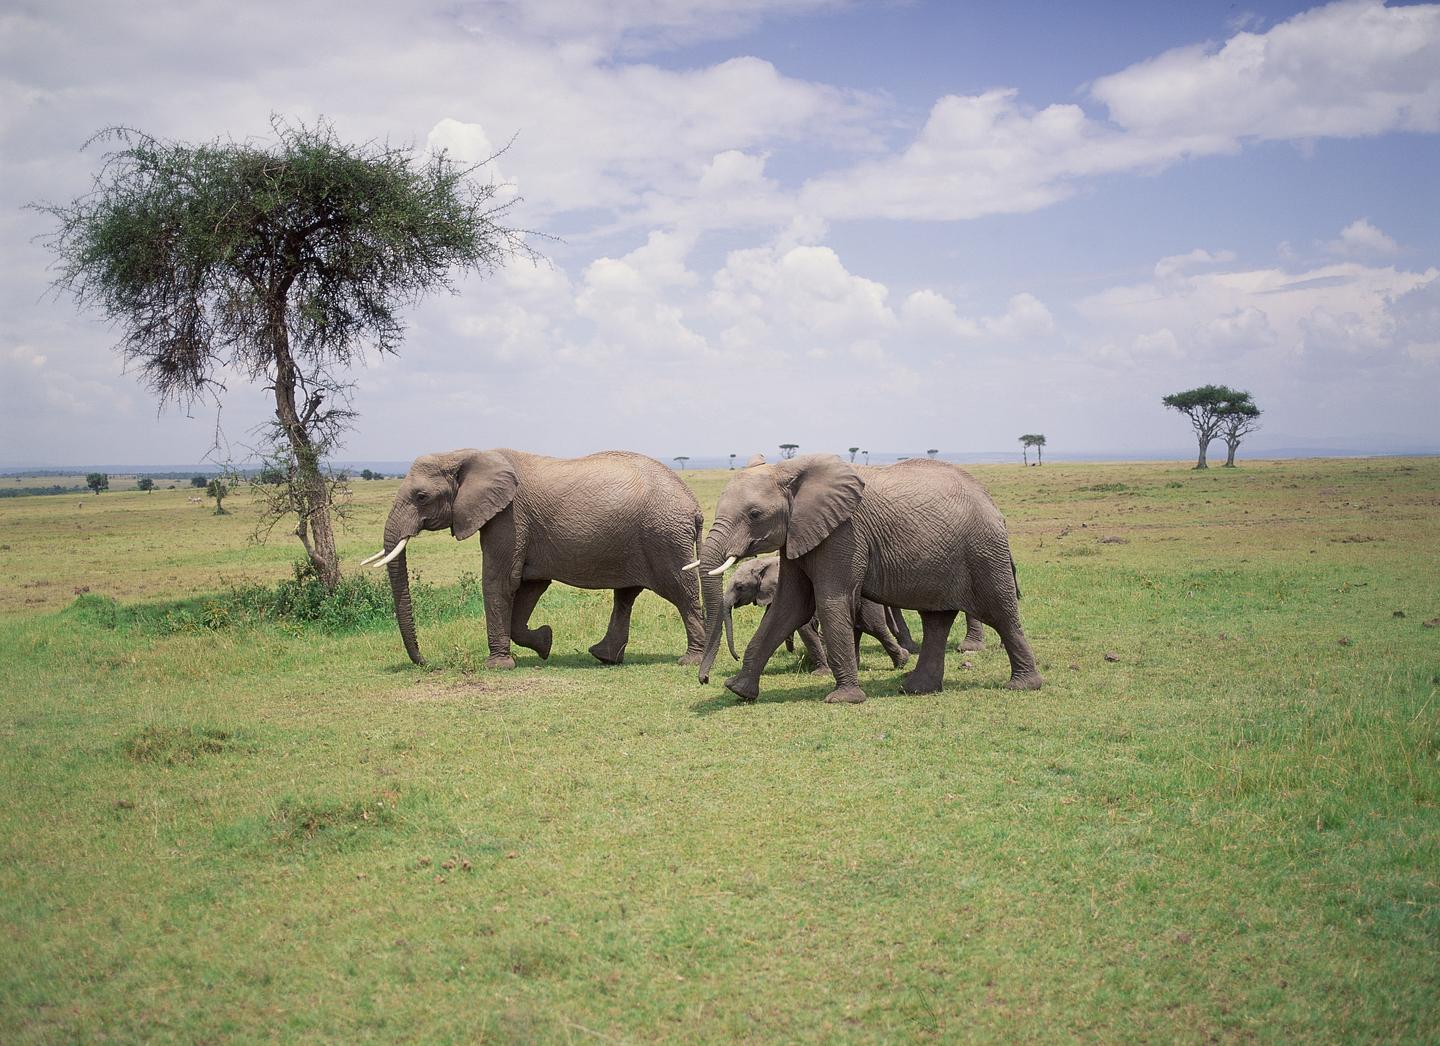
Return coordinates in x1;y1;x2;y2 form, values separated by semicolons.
1091;0;1440;142
801;1;1440;224
1078;253;1438;373
1329;218;1401;255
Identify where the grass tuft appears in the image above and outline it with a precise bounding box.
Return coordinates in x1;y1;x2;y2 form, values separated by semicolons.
121;724;246;764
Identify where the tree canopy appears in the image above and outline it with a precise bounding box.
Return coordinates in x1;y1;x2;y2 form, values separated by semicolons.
1218;400;1263;467
86;473;108;494
37;118;531;586
1162;385;1254;469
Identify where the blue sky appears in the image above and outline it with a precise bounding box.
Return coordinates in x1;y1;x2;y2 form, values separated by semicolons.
2;0;1437;466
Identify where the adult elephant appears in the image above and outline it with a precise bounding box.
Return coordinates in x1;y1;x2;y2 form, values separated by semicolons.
364;449;706;668
722;556;910;670
695;455;1041;704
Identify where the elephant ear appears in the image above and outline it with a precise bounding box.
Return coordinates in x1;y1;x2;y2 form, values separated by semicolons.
777;455;865;559
451;450;519;541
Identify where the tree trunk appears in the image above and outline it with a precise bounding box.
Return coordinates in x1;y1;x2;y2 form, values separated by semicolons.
1022;447;1029;466
1223;439;1238;467
270;314;340;589
1195;437;1209;469
1037;445;1043;465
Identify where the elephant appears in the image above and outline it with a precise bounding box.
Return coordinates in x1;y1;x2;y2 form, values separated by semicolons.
722;556;910;670
694;454;1041;704
886;603;986;655
364;448;706;668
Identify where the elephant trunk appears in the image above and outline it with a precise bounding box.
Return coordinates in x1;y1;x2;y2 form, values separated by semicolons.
383;506;424;665
697;525;737;684
724;589;739;661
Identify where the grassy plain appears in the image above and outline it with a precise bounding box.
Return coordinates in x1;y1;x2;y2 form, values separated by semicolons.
1;457;1437;1042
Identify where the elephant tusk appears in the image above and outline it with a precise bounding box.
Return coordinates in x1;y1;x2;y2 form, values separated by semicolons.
681;559;701;571
367;537;408;568
359;549;388;566
707;555;737;576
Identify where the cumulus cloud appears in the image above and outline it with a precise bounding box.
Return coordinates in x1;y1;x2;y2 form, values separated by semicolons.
1078;251;1437;373
1328;218;1401;255
801;1;1440;224
1091;0;1440;141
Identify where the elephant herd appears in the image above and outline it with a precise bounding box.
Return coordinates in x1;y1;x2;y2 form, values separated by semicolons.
363;448;1042;704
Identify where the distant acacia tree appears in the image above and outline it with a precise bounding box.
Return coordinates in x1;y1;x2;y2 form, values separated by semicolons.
862;450;869;465
136;477;154;492
780;443;799;459
1219;400;1262;467
207;477;231;515
1162;385;1252;469
37;119;530;589
926;448;939;459
673;456;689;470
728;453;736;470
1018;434;1043;466
86;472;108;494
848;446;860;463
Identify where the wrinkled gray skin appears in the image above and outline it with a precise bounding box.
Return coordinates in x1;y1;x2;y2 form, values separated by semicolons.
697;455;1041;704
723;556;910;669
378;449;705;668
886;602;986;654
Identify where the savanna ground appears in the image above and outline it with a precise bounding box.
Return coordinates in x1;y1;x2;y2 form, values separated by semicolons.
1;457;1437;1042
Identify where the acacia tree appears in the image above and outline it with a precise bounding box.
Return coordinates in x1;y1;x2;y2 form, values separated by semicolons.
926;448;939;459
780;443;799;459
1018;434;1043;466
1162;385;1252;469
1032;434;1046;465
1219;400;1262;467
673;456;689;470
207;477;231;515
728;453;736;470
37;119;529;589
848;446;859;463
137;476;155;492
86;472;108;494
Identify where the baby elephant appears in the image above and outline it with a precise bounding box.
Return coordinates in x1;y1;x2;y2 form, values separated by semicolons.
722;557;910;670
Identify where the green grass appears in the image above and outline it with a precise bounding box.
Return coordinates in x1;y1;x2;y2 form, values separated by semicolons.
1;458;1437;1041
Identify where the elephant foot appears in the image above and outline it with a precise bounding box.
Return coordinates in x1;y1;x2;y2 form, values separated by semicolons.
956;638;985;653
889;648;911;669
677;650;704;667
588;642;626;666
485;653;517;670
1005;671;1044;691
809;664;833;677
824;686;867;704
900;671;943;695
516;625;553;660
725;674;760;703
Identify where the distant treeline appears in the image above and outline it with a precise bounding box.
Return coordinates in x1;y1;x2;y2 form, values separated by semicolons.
0;484;87;498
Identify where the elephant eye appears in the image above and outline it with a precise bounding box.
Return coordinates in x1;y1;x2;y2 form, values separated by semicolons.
747;508;761;521
416;491;429;502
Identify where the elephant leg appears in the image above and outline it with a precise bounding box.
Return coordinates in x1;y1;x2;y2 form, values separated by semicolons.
859;600;910;668
509;579;553;659
889;607;922;655
649;568;706;666
902;609;957;694
785;634;795;653
590;586;643;665
481;572;518;669
814;587;865;704
797;619;829;675
725;570;815;703
954;612;985;652
990;615;1043;690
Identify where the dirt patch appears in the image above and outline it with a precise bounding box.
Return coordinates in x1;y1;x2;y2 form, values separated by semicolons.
393;675;539;703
